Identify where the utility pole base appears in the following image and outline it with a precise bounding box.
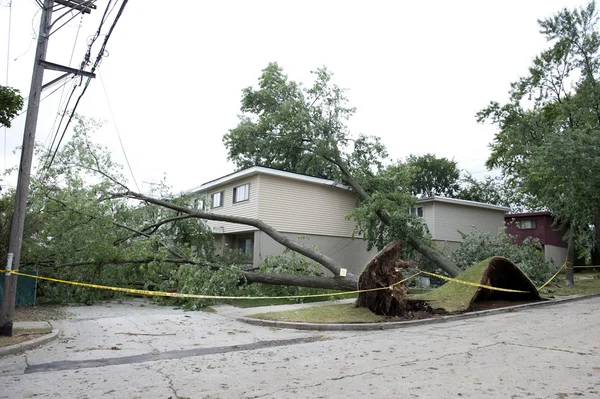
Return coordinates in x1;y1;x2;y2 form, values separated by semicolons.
0;322;13;337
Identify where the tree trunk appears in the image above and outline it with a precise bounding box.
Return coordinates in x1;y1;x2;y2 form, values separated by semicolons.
125;191;355;280
565;228;575;287
29;258;358;291
242;271;358;291
331;156;462;277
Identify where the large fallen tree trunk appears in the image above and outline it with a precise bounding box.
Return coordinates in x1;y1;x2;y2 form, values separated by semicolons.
121;191;360;291
243;272;358;291
330;156;463;277
125;191;350;277
29;258;359;291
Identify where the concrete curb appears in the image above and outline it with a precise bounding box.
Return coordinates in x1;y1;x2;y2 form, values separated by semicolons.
0;328;60;357
236;293;600;331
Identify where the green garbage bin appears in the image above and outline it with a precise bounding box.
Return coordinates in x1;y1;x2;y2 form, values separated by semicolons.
0;270;38;306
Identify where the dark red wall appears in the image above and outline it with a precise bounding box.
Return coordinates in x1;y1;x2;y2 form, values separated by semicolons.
504;213;567;248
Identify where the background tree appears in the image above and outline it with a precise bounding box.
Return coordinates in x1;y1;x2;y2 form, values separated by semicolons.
455;173;533;211
224;63;462;277
478;1;600;284
0;86;24;128
406;154;460;198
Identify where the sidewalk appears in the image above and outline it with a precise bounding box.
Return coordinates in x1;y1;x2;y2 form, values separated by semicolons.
210;298;356;318
0;321;60;357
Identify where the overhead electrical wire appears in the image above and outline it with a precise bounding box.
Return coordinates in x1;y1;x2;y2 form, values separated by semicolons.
44;0;129;172
44;13;83;152
3;0;12;172
99;71;140;192
41;0;113;167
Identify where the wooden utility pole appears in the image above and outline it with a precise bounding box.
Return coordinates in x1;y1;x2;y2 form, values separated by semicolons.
0;0;95;336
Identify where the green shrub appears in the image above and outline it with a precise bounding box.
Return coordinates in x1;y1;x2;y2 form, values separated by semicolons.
450;229;552;285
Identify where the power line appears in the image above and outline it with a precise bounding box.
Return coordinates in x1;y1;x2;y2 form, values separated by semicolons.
3;0;12;172
99;71;140;192
44;13;82;151
44;0;128;172
4;0;11;85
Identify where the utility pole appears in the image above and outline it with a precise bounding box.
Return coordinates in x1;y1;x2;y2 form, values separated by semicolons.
0;0;96;336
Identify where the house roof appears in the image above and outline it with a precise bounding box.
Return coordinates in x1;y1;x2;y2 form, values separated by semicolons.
184;168;510;212
504;211;552;218
184;166;351;194
416;195;510;212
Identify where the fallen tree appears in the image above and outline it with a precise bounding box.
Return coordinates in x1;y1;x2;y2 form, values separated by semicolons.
224;63;463;278
122;190;360;291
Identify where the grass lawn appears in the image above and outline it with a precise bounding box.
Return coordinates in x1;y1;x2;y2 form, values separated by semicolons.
0;305;69;348
0;326;53;348
248;302;385;323
542;270;600;297
411;260;489;313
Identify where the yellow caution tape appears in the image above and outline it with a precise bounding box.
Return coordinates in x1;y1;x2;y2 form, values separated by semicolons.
420;271;532;293
538;263;566;290
1;270;423;301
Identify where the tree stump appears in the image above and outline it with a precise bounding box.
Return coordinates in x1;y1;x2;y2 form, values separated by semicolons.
356;242;417;316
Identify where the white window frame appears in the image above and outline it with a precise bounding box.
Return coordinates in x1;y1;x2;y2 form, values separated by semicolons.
233;183;250;203
211;191;223;208
409;206;424;218
193;198;206;211
517;220;536;230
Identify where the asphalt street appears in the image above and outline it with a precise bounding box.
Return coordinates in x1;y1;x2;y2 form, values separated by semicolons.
1;297;599;398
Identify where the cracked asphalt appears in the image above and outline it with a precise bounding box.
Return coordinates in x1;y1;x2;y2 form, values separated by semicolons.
1;297;599;398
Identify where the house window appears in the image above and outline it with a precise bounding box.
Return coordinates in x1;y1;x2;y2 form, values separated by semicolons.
517;220;536;229
238;238;253;260
193;198;206;211
211;191;223;208
233;183;250;203
409;207;424;218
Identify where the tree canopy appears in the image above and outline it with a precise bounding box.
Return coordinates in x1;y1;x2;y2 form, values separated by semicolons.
0;86;23;128
223;63;387;182
478;1;600;255
224;63;463;277
405;154;460;198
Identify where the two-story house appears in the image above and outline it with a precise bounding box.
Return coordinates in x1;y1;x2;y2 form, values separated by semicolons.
186;166;373;275
415;196;510;249
186;167;510;275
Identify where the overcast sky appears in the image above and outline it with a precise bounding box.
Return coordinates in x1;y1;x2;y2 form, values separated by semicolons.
0;0;589;194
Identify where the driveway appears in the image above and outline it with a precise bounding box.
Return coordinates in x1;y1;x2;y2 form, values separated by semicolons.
1;297;599;398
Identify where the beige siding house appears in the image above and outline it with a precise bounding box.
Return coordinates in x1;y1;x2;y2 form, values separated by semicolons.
415;196;510;248
186;167;509;275
186;166;373;275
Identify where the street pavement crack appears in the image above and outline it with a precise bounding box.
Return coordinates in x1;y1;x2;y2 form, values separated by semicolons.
24;336;327;374
245;342;502;398
150;365;179;399
502;341;597;356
